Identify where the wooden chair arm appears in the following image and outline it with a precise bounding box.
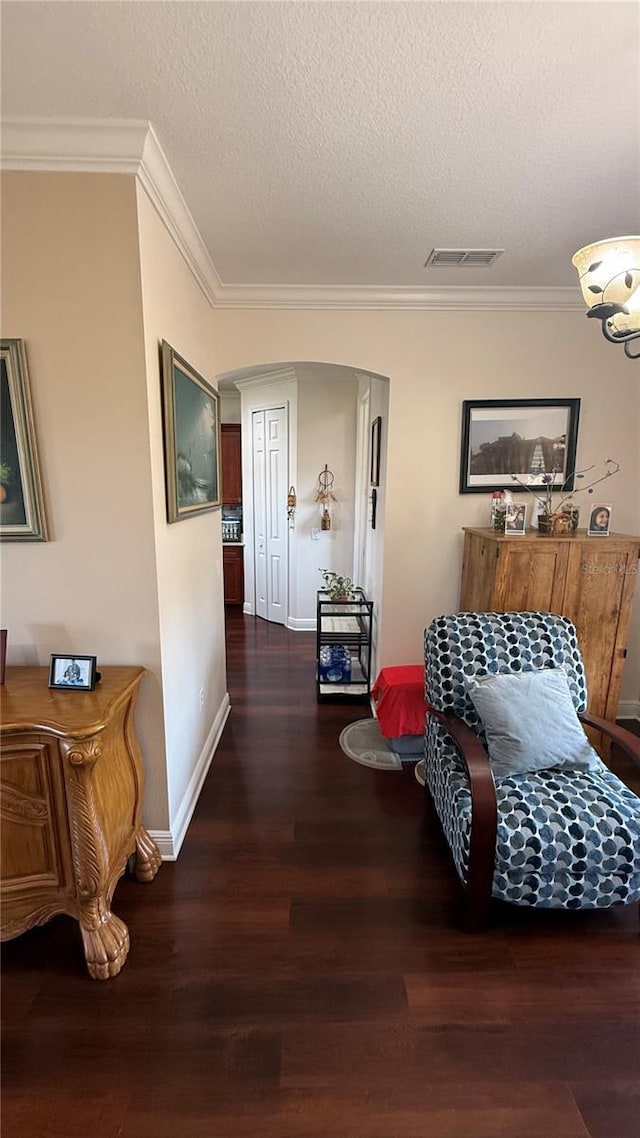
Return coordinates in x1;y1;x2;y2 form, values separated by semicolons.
579;712;640;769
430;711;498;929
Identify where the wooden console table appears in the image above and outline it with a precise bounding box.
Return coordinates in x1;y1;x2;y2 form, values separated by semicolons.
0;666;161;979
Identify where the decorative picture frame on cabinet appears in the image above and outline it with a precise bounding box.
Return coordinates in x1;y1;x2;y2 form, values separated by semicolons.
160;341;221;523
459;398;580;495
370;416;381;487
505;503;527;534
588;504;612;536
0;340;49;541
49;655;100;691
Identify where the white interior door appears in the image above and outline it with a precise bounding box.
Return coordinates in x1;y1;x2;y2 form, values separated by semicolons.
252;410;268;620
252;406;287;624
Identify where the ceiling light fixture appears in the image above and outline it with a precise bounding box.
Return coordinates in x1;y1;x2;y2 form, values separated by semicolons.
572;236;640;359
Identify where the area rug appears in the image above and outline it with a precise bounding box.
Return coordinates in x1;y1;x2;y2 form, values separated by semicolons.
338;718;403;770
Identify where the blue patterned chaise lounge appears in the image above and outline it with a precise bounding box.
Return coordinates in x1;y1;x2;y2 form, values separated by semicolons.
421;611;640;929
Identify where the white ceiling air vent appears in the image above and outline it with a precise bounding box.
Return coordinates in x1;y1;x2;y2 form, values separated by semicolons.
424;248;504;268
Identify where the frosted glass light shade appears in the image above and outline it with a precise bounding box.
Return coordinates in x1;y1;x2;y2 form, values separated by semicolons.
572;236;640;339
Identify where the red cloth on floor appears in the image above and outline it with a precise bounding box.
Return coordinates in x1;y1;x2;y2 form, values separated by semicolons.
371;665;426;738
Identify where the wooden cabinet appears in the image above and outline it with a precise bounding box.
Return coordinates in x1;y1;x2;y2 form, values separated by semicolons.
223;544;244;605
0;666;161;979
459;528;640;729
221;424;242;504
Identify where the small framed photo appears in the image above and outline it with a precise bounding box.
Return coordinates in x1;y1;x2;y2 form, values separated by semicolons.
505;503;527;534
49;655;99;691
588;504;612;536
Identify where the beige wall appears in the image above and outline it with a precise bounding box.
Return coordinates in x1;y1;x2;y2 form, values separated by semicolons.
0;172;169;824
136;185;228;829
212;308;640;701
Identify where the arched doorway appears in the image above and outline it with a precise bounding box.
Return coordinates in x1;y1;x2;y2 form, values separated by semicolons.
217;361;389;668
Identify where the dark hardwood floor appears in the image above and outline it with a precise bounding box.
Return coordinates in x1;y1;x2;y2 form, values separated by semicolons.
2;610;639;1138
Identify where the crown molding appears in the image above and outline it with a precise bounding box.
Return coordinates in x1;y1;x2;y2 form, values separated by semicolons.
1;117;221;307
1;117;584;313
232;366;298;391
1;116;148;172
212;283;583;311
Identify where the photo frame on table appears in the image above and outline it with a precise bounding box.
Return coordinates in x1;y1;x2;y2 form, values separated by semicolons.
505;503;527;535
588;504;612;536
160;341;221;523
0;340;49;541
459;398;580;495
370;416;382;487
49;655;100;691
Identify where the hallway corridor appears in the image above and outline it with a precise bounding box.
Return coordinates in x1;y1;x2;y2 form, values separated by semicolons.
2;611;639;1137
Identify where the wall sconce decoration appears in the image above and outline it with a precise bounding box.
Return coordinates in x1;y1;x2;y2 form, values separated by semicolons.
287;486;297;528
572;236;640;359
315;465;336;531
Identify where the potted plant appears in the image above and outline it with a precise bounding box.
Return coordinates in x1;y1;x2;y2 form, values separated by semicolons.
319;569;364;601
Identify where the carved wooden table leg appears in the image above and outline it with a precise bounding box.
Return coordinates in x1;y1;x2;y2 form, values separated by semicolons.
62;739;133;980
134;825;162;883
79;896;130;980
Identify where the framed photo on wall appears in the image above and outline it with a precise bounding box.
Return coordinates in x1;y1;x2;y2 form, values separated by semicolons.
0;339;48;541
160;341;221;523
459;398;580;495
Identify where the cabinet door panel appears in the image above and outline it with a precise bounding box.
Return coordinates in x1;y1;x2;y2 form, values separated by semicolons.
494;545;569;611
563;545;638;719
1;740;73;891
223;546;244;604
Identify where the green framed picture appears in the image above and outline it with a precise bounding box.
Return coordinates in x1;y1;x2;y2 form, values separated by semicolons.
0;340;48;541
160;341;221;523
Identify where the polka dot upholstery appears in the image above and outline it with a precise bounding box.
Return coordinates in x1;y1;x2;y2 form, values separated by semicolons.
423;612;640;910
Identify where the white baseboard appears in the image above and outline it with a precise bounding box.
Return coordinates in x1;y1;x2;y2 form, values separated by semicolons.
286;617;316;631
146;830;175;860
242;602;254;616
148;691;231;860
617;699;640;721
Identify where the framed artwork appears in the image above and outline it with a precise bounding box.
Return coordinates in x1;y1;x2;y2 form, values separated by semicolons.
588;504;612;536
0;340;48;541
505;503;527;534
160;341;221;523
370;416;381;487
459;399;580;495
49;654;100;691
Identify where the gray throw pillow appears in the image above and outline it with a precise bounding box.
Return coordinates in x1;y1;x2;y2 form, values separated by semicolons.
465;668;601;779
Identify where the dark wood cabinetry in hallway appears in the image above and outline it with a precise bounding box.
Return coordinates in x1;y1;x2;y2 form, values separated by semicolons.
221;423;244;605
221;423;242;504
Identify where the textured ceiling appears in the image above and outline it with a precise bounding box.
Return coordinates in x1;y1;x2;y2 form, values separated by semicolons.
2;1;639;289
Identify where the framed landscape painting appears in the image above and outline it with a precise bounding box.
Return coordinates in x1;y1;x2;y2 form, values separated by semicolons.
160;341;221;523
0;339;48;541
459;398;580;495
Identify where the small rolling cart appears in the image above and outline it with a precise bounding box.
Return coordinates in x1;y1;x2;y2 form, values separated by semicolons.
316;591;373;702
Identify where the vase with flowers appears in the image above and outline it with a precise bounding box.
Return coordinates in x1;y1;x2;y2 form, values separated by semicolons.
510;458;620;536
